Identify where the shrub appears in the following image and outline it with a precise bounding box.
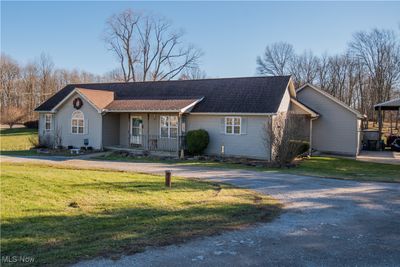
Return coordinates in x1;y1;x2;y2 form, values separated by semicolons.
24;120;39;129
186;129;209;155
38;134;53;149
289;140;310;156
28;135;39;148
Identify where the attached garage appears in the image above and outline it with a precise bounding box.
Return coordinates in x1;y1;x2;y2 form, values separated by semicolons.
296;84;364;157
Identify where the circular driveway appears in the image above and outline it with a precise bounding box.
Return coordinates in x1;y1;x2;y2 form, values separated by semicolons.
2;156;400;266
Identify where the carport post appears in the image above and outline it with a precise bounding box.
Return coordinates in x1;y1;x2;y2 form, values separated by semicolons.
378;106;382;150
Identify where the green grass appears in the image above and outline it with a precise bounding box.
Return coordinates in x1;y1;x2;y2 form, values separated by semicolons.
0;128;38;155
0;162;281;266
98;154;400;183
287;156;400;182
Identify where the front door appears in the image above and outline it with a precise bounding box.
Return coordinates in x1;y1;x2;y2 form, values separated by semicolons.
130;116;143;145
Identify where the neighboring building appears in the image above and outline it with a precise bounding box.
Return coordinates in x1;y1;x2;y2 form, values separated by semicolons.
35;76;362;159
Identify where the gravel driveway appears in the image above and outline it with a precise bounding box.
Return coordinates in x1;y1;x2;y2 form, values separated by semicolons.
2;155;400;266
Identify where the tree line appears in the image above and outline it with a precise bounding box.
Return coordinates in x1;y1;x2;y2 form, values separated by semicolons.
1;8;399;125
257;28;400;120
0;53;105;123
0;9;204;125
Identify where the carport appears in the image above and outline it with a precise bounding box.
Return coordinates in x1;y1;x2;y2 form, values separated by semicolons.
374;98;400;148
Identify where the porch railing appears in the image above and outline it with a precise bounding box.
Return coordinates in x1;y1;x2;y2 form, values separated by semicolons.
129;135;186;153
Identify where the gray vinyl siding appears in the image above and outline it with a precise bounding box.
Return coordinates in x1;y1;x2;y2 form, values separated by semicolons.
102;113;120;146
297;86;360;156
53;92;102;149
119;113;130;147
186;115;271;160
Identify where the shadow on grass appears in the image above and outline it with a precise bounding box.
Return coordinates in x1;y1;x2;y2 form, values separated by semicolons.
1;150;38;156
1;204;281;266
0;128;37;136
71;178;226;194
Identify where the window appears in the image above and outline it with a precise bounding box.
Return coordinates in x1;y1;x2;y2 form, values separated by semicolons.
225;117;241;135
160;116;178;138
71;110;84;134
45;114;52;131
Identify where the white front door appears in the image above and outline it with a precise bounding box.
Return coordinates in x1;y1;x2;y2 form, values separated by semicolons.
130;116;143;145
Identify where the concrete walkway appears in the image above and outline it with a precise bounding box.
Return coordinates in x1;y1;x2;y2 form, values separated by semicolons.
357;150;400;165
2;155;400;266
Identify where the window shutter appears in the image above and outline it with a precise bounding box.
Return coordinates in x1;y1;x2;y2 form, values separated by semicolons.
220;118;226;134
241;118;247;135
85;119;89;134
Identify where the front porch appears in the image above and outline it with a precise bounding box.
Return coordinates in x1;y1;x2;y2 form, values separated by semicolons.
102;112;187;156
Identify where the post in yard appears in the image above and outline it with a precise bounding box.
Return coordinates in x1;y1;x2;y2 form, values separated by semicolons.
165;170;172;187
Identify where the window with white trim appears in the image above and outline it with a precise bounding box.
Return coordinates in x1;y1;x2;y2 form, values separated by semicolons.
45;114;52;131
71;110;84;134
160;116;178;138
225;117;241;135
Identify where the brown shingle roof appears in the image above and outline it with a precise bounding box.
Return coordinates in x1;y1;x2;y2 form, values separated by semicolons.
105;98;201;111
35;76;291;113
76;88;114;109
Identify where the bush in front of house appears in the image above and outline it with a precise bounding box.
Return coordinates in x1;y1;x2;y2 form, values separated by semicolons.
24;120;39;129
186;129;209;155
289;140;310;156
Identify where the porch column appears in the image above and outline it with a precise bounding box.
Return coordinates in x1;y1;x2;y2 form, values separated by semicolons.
147;113;150;150
177;113;182;155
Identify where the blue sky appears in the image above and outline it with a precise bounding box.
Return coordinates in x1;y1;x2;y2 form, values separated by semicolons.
2;1;399;78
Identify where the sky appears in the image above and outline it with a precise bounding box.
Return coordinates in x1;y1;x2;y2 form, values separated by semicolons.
1;1;400;78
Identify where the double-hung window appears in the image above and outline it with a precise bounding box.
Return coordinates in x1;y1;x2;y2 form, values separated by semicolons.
160;116;178;138
71;110;84;134
225;117;241;135
45;114;52;132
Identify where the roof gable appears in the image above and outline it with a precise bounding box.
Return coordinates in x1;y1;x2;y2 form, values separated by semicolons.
76;88;114;109
296;83;363;119
35;76;291;114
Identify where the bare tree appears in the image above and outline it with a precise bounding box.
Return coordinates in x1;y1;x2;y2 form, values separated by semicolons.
290;51;319;87
349;29;400;105
0;54;20;109
104;9;202;82
1;106;26;128
179;66;207;80
20;62;42;120
37;53;55;103
256;42;295;76
264;112;309;166
104;9;140;82
256;28;400;122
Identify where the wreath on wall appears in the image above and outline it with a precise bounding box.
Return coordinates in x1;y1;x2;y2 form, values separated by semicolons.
73;98;83;109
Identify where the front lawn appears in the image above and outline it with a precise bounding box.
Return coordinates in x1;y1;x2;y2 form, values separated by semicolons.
0;162;281;266
289;156;400;182
0;128;38;155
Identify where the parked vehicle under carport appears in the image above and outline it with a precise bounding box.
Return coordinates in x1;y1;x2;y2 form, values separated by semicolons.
391;138;400;152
